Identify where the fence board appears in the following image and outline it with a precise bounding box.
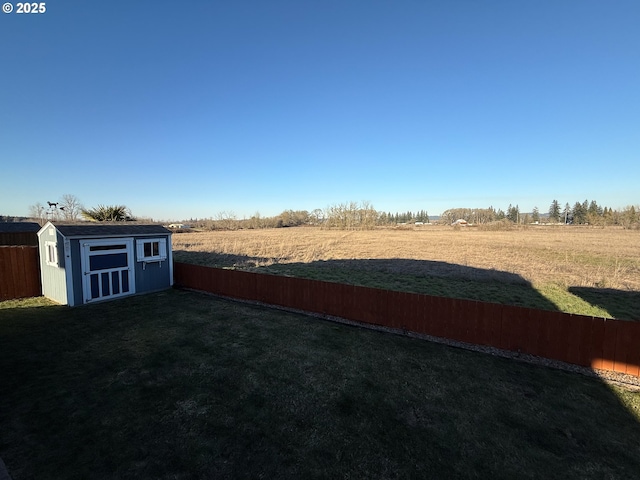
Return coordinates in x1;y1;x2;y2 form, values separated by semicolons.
600;320;618;372
588;319;606;370
417;294;432;335
519;308;536;356
387;290;404;332
565;315;583;366
473;301;490;346
552;311;571;364
613;320;640;373
619;322;640;377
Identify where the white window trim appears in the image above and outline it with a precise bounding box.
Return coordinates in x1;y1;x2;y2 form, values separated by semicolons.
136;238;167;263
45;241;58;267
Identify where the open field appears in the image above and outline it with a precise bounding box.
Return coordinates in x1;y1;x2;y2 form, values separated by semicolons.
172;226;640;320
2;290;640;479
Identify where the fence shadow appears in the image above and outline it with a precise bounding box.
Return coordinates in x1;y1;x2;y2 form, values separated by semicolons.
257;258;562;313
173;250;560;313
568;287;640;321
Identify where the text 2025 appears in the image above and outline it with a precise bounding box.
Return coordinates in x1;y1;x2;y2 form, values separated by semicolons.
16;2;46;13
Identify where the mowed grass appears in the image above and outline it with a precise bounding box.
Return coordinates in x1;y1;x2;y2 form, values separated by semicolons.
172;226;640;319
2;291;640;479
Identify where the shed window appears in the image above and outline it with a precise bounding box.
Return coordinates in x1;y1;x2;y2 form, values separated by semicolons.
45;241;58;267
137;238;167;262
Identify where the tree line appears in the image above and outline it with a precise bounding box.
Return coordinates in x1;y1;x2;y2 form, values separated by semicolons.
547;199;637;227
14;195;639;231
191;202;425;231
27;195;137;224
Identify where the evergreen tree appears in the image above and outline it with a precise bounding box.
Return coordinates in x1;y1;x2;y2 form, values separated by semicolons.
572;201;587;224
532;206;540;223
563;203;572;224
549;200;561;223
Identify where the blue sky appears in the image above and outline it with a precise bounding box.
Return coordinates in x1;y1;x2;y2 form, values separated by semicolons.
1;1;638;221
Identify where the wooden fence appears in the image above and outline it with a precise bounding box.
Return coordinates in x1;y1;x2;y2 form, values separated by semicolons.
0;246;42;301
174;262;640;378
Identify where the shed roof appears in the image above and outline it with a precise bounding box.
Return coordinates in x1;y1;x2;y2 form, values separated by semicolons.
0;222;41;233
50;223;171;238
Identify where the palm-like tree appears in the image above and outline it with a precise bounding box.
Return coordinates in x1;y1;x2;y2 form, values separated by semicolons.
81;205;134;222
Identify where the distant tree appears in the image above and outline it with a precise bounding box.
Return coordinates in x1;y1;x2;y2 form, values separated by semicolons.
621;205;638;229
586;200;604;225
415;209;429;223
29;202;47;224
276;210;309;227
472;208;497;224
214;211;238;230
496;209;505;220
572;201;587;225
563;203;572;224
549;200;561;223
440;208;471;225
59;194;83;221
247;212;263;229
323;201;377;230
310;209;325;225
82;205;134;222
531;206;540;223
506;204;520;223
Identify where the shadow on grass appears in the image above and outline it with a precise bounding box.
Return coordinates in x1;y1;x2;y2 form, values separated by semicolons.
174;250;561;312
568;287;640;322
0;290;639;478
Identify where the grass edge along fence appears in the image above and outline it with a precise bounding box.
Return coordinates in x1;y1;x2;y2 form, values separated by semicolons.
0;246;41;301
174;262;640;378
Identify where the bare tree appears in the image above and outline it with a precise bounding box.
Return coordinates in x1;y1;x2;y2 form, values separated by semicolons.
323;201;378;230
310;209;325;225
59;194;83;221
216;211;238;230
29;202;47;225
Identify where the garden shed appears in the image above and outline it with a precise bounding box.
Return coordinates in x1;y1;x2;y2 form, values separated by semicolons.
37;222;173;306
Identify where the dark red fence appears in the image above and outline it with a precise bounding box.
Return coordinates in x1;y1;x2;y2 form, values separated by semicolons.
174;262;640;378
0;246;41;301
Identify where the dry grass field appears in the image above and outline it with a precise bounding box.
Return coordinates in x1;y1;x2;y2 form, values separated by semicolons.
172;226;640;319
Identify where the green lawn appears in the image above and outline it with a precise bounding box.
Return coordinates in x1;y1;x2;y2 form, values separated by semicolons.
1;290;640;479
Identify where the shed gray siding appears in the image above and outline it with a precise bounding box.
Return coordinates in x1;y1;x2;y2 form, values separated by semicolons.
134;255;172;292
68;239;84;306
38;224;68;305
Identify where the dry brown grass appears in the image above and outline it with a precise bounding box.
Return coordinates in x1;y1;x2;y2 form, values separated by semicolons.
172;226;640;291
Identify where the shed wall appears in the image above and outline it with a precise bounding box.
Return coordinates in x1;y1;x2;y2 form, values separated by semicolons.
68;239;84;306
69;234;172;305
134;257;172;292
39;225;68;305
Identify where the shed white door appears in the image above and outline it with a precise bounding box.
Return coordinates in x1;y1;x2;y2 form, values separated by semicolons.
81;238;135;303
